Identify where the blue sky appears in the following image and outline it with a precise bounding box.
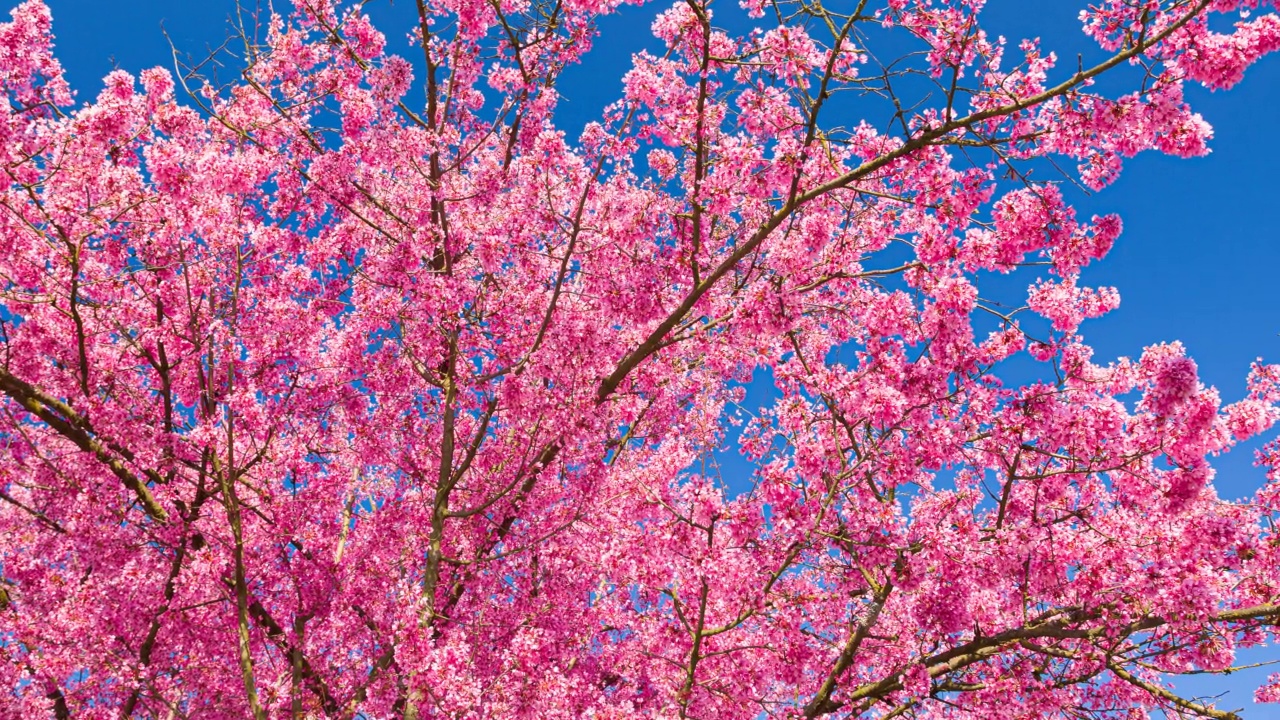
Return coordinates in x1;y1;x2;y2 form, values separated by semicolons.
35;0;1280;713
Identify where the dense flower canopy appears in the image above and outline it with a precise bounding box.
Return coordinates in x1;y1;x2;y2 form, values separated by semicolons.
1;0;1279;717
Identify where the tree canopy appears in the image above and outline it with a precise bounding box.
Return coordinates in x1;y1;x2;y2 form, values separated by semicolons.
1;0;1279;717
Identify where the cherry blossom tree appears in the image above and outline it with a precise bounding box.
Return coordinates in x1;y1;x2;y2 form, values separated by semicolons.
2;0;1280;716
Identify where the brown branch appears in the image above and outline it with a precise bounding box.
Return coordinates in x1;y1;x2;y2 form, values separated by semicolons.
1108;660;1241;719
805;602;1280;716
0;489;65;534
121;540;188;716
803;580;894;718
0;368;168;522
221;576;341;716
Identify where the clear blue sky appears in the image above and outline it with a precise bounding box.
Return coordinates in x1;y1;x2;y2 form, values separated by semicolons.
35;0;1280;713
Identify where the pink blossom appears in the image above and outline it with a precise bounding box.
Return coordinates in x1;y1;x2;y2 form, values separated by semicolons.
1150;356;1200;417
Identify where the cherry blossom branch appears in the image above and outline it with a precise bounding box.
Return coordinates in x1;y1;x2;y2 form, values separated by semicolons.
808;603;1280;717
0;368;169;522
597;0;1211;404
